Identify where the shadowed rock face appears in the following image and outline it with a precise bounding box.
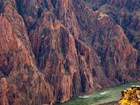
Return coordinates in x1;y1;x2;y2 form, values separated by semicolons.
84;0;140;73
0;0;139;104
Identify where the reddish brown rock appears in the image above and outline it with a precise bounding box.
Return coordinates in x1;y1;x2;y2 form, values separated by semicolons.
0;0;139;104
0;1;53;105
84;0;140;72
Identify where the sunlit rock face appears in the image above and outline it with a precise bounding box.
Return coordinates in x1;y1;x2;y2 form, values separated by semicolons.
0;1;53;104
0;0;139;104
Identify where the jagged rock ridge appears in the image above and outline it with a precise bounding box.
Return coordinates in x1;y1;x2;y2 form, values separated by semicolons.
0;0;139;104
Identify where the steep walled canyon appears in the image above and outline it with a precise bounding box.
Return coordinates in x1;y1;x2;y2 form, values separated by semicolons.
0;0;139;104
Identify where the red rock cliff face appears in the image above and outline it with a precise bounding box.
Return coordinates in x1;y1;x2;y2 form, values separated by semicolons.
0;0;53;105
84;0;140;74
0;0;139;104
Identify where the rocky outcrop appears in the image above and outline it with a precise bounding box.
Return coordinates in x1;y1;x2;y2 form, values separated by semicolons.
0;0;139;104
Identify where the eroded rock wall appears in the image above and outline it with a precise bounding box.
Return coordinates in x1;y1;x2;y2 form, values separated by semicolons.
0;0;139;104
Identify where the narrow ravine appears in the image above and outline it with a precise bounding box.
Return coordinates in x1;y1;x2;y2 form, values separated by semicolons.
56;82;140;105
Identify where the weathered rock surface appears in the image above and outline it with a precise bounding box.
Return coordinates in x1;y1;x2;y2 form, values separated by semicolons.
0;0;139;104
84;0;140;75
0;1;53;105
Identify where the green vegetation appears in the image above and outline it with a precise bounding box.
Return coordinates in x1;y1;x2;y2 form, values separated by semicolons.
56;82;140;105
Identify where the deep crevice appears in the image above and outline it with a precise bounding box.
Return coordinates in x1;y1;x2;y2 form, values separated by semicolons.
0;0;4;13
